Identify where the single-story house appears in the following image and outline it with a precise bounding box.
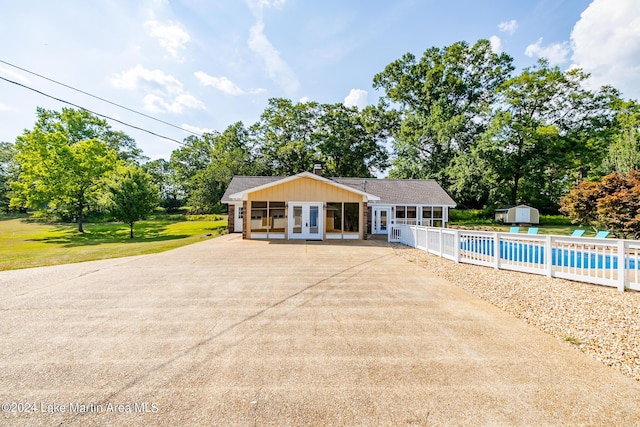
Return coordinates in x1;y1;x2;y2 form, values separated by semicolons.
494;204;539;225
221;170;456;240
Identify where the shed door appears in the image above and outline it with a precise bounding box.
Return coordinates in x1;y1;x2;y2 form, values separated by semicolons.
515;207;530;223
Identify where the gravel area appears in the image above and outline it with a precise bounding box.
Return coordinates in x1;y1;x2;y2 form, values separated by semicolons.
391;243;640;382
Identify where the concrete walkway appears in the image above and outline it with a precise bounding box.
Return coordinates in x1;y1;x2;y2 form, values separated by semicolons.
1;234;640;426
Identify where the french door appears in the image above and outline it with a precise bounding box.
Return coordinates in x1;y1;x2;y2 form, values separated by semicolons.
288;202;323;240
372;207;391;234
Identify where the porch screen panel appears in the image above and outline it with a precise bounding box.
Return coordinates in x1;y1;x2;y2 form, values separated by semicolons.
344;203;359;232
251;202;268;232
407;206;417;225
269;201;286;232
433;206;443;227
326;203;342;233
396;206;406;224
422;207;432;227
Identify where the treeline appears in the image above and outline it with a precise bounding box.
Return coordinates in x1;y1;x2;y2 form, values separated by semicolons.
1;39;639;228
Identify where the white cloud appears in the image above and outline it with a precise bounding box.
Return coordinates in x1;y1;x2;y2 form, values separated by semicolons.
0;103;11;112
570;0;640;99
244;0;298;95
181;124;215;135
524;37;570;65
111;65;204;114
144;19;191;57
195;72;244;95
194;71;266;95
248;21;299;95
299;96;310;103
0;66;30;84
489;35;502;53
344;89;368;109
111;64;183;94
143;93;204;114
498;19;518;35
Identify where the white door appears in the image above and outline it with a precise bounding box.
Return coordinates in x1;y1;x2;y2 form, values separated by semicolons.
515;207;530;223
234;204;243;233
288;203;323;240
372;207;391;234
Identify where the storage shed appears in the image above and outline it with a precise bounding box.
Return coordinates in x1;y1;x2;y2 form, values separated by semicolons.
494;204;539;225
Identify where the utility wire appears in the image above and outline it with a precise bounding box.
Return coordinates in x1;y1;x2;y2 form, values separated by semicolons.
0;76;187;146
0;58;202;137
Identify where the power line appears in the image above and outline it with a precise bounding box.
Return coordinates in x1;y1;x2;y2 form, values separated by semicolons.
0;58;202;137
0;76;187;146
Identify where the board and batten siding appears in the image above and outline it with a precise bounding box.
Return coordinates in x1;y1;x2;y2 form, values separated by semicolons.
247;176;362;203
245;177;366;239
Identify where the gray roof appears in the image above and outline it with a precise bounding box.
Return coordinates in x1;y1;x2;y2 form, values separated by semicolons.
221;176;284;202
333;178;456;206
222;175;456;206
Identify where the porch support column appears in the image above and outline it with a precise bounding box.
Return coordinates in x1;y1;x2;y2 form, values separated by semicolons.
242;200;248;240
363;202;368;240
227;204;234;232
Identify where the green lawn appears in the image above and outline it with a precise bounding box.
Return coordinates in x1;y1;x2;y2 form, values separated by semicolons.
449;210;598;236
0;215;227;271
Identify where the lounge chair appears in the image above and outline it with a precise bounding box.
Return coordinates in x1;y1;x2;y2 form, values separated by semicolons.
571;229;586;237
527;227;539;234
509;226;520;233
594;230;610;239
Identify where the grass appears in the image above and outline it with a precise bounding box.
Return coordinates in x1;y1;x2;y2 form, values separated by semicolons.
448;209;598;237
0;215;227;271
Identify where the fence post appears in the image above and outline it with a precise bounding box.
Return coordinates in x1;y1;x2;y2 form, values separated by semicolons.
438;229;443;257
494;232;500;270
453;229;460;263
618;239;626;292
545;235;553;277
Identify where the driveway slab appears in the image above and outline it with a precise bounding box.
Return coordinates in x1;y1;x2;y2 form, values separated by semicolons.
1;234;640;426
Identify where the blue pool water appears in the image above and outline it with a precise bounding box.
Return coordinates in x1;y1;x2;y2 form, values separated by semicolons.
460;239;638;270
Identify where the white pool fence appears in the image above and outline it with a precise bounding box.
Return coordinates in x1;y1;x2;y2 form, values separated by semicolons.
389;225;640;292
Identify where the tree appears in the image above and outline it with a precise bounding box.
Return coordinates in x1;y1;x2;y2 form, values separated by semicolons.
559;180;603;231
10;108;121;231
601;100;640;174
560;171;640;238
251;98;395;178
168;132;217;207
0;142;18;212
596;170;640;239
106;165;159;238
314;103;394;177
252;98;321;175
477;60;613;209
373;39;514;204
144;158;184;211
188;122;257;213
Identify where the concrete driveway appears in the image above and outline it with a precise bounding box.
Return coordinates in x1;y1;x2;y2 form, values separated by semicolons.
1;234;640;426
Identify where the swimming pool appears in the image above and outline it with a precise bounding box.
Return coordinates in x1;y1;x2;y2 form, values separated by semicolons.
460;238;638;270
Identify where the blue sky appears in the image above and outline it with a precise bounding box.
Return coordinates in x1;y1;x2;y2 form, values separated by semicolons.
1;0;638;161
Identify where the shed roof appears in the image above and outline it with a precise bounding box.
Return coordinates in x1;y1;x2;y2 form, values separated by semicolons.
222;175;456;206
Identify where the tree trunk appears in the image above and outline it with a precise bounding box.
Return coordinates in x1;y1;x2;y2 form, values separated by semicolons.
129;222;134;239
77;200;84;233
511;174;521;206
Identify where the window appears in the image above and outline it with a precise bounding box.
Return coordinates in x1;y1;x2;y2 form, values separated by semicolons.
344;203;359;232
238;206;243;219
